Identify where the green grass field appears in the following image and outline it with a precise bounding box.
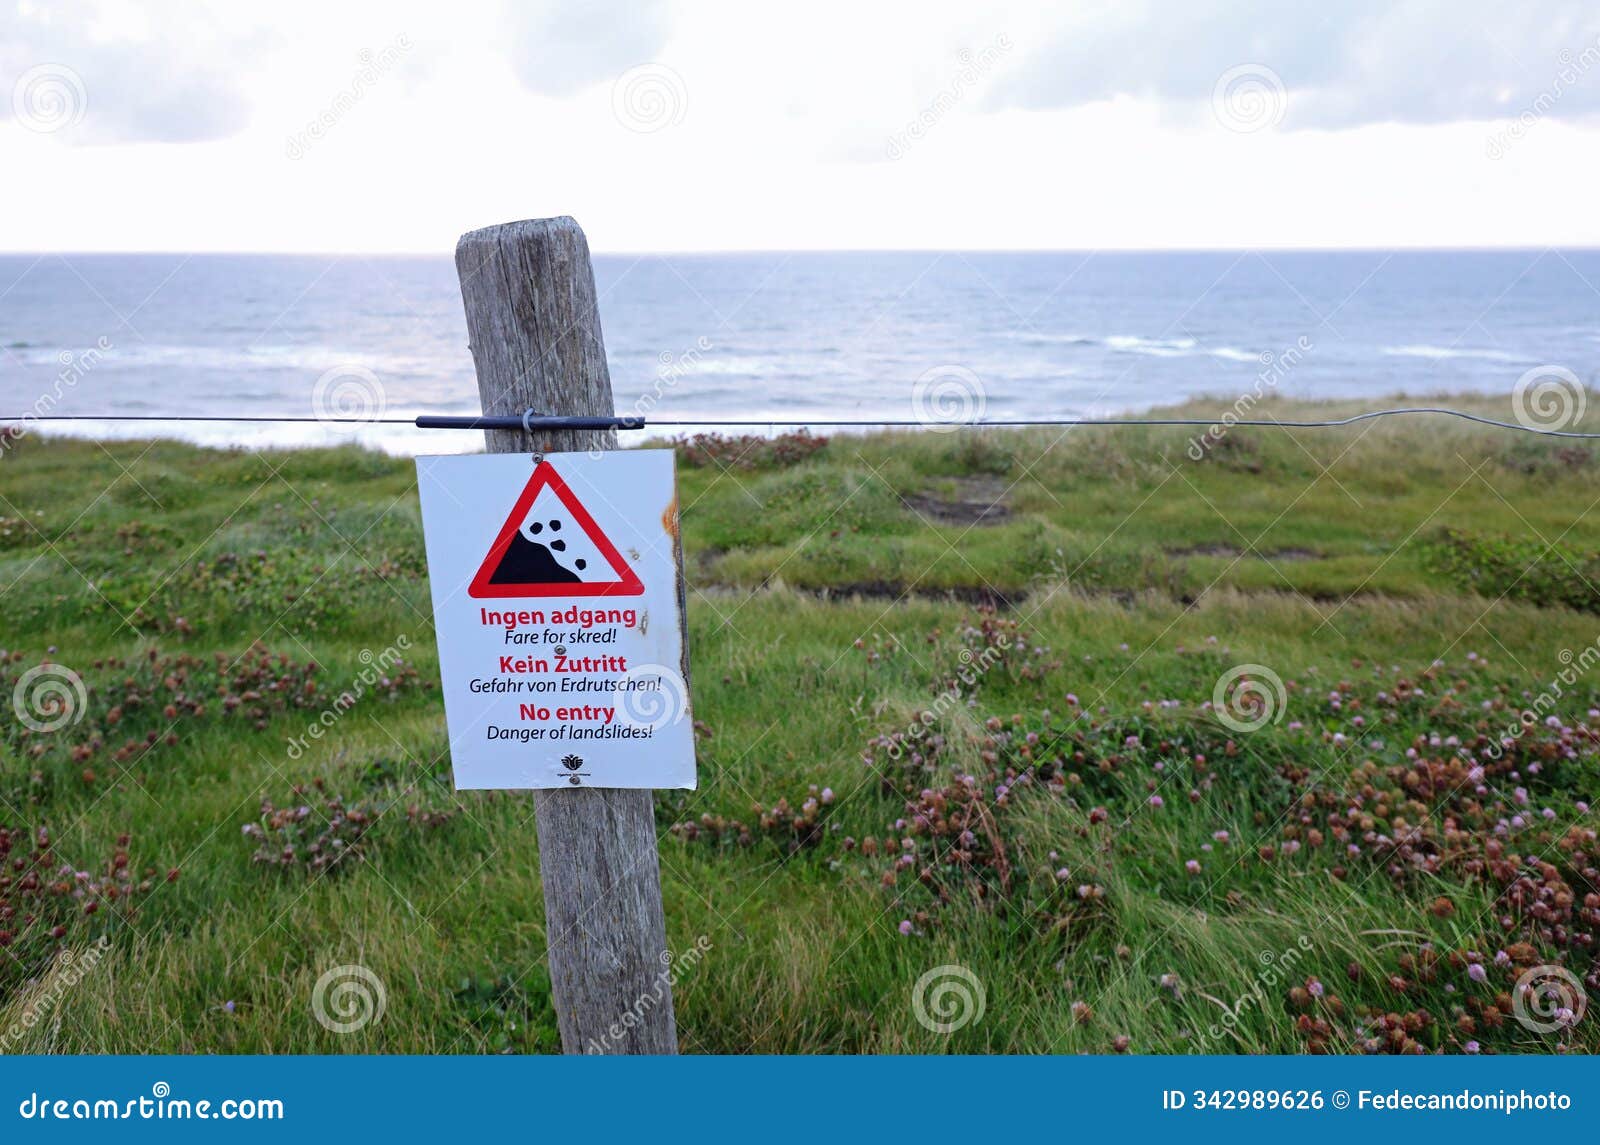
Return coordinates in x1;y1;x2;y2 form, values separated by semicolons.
2;394;1598;1054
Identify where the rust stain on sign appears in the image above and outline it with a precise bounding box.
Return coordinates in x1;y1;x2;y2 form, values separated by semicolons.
662;496;680;542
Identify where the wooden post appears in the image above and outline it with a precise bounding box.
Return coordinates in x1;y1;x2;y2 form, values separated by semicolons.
454;216;678;1054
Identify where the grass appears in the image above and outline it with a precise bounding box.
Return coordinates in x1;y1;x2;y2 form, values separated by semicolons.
1;393;1598;1054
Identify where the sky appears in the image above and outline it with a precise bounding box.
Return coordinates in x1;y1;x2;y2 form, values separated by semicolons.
3;0;1600;252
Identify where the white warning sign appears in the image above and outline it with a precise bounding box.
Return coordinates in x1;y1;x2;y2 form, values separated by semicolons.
415;450;696;790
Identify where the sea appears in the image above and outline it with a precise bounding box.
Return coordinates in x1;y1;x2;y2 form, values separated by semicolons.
2;250;1597;455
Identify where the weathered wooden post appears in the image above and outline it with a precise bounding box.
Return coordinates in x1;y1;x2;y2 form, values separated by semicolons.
454;216;677;1054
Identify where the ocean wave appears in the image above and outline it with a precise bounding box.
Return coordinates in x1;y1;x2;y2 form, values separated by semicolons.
670;354;786;378
8;342;436;374
1005;332;1095;346
1105;335;1197;357
1109;335;1262;363
1007;330;1261;362
1381;344;1520;363
25;417;467;458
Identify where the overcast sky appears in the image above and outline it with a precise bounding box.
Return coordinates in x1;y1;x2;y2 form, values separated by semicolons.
4;0;1600;252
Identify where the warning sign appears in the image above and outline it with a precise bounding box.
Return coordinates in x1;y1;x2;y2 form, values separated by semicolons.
468;462;644;598
415;450;696;790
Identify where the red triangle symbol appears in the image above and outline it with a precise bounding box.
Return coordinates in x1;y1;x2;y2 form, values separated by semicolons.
467;461;645;599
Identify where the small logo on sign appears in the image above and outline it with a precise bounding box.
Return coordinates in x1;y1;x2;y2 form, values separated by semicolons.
559;753;589;785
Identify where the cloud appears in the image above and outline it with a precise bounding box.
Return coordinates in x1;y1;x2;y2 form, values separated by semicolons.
1;3;262;143
504;0;671;97
993;0;1600;129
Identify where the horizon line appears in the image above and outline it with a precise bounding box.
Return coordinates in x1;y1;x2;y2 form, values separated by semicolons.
3;243;1600;258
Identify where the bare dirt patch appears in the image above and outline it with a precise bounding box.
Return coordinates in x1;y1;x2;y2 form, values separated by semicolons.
900;476;1012;526
819;581;1025;609
1166;543;1320;562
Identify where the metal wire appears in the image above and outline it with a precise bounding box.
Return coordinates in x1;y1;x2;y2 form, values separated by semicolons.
5;406;1600;438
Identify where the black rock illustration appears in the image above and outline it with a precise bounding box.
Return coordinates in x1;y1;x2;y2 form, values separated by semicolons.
488;518;581;585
